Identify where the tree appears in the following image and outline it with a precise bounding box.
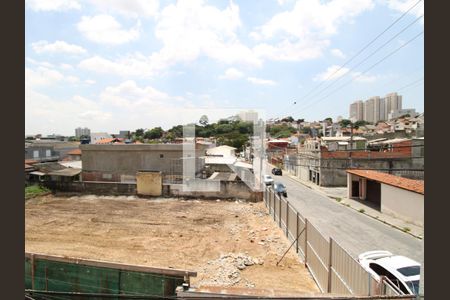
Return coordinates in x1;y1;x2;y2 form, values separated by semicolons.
135;128;144;137
339;119;352;128
353;120;372;129
281;116;294;123
324;117;333;123
199;115;209;126
144;127;164;140
296;118;304;124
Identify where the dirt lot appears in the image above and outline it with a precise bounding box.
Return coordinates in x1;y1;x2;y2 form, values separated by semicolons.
25;195;319;294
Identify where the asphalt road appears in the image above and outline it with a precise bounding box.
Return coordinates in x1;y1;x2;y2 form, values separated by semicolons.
269;170;423;264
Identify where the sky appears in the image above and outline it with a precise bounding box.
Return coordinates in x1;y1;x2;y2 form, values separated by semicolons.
25;0;424;136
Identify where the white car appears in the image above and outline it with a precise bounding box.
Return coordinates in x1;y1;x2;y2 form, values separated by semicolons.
263;175;274;186
358;250;420;295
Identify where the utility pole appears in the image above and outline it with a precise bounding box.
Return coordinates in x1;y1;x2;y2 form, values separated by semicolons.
349;122;354;169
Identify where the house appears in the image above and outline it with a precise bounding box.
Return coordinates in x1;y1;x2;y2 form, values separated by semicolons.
25;143;59;162
206;145;236;157
320;136;367;151
80;143;210;182
347;169;424;226
90;132;112;144
66;148;82;161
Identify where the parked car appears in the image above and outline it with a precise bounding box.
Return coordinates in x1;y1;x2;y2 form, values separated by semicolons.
273;182;287;197
271;168;282;175
358;250;420;295
263;175;274;186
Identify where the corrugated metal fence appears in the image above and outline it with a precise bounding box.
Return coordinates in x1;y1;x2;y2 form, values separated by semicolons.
25;252;196;299
263;187;416;299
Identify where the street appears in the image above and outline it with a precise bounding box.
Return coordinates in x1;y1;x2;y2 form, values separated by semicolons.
267;168;423;264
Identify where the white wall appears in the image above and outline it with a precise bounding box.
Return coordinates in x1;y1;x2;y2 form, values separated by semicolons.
381;183;424;226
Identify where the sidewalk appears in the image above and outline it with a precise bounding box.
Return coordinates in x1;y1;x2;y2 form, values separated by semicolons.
283;171;424;240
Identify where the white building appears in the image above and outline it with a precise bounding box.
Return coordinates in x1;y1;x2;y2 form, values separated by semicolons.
75;127;90;138
90;132;112;144
388;108;417;120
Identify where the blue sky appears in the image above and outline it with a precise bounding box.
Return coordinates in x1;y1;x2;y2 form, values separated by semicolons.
25;0;424;136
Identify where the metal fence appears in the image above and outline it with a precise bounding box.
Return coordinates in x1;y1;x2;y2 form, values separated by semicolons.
263;187;417;299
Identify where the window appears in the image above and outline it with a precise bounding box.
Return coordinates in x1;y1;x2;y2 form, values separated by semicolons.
397;266;420;277
46;150;51;157
33;150;39;158
160;154;164;158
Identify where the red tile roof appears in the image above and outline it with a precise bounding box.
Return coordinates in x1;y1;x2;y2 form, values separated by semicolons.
25;163;34;169
25;159;38;165
347;169;424;194
67;149;81;155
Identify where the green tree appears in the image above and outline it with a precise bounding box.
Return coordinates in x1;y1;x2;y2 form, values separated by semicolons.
135;128;145;137
199;115;209;126
144;127;164;140
339;119;352;128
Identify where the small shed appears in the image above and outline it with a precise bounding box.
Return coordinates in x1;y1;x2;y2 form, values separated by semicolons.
347;169;424;226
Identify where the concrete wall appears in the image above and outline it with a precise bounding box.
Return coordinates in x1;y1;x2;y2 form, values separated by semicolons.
81;144;207;182
44;181;136;195
381;183;424;226
167;181;262;202
136;171;162;196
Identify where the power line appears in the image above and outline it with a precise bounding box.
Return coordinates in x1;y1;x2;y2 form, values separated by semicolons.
294;13;423;112
277;0;423;119
297;31;423;113
397;77;424;92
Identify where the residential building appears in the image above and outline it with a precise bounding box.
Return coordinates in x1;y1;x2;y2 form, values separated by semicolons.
347;170;423;226
238;110;259;123
80;143;210;182
388;108;417;120
384;92;402;120
285;136;423;187
75;127;91;138
349;100;364;121
25;143;59;162
363;98;375;123
117;131;131;139
90;132;112;144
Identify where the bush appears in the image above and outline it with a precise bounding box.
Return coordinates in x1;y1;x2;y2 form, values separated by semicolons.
359;208;365;213
25;185;50;200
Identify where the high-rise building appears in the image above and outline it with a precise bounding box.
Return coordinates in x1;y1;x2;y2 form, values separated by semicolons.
363;98;375;123
75;127;91;138
384;92;402;120
349;100;364;121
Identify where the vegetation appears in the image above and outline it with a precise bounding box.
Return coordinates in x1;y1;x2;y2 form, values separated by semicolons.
402;227;411;233
25;185;50;200
359;208;365;213
267;124;297;138
144;127;164;140
339;119;353;128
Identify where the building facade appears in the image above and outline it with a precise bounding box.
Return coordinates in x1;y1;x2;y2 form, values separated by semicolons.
349;100;364;121
75;127;91;138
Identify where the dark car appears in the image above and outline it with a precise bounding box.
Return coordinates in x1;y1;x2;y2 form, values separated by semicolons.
272;168;282;175
274;182;287;197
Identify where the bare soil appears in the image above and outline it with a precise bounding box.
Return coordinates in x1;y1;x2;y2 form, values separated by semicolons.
25;195;319;294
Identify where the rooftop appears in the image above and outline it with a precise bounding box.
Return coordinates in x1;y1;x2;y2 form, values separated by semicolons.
346;169;424;194
67;149;82;155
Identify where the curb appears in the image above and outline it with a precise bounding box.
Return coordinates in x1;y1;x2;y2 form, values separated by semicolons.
285;174;423;240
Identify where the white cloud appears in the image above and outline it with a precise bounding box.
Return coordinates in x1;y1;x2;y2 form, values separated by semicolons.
26;57;54;68
88;0;159;18
152;0;261;68
251;0;374;61
26;67;64;88
85;79;96;85
32;40;87;55
314;65;350;81
314;65;377;83
330;48;346;59
219;68;244;80
26;0;81;11
78;54;154;77
386;0;424;20
60;63;74;70
26;66;80;88
77;14;141;45
253;39;329;61
247;77;277;86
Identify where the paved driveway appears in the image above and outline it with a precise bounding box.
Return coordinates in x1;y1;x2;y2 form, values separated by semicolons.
269;170;423;264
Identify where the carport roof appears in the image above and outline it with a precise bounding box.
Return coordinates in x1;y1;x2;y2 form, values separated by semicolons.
347;169;424;195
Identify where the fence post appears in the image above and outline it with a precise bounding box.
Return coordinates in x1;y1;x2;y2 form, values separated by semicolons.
328;238;333;293
273;190;276;221
304;218;308;266
31;254;35;290
279;196;282;227
296;212;299;253
286;201;289;237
